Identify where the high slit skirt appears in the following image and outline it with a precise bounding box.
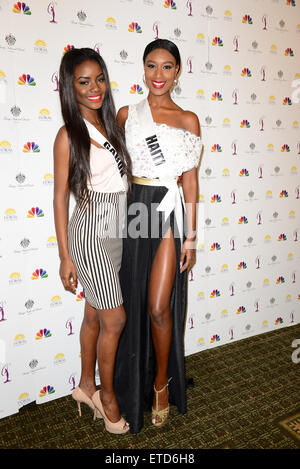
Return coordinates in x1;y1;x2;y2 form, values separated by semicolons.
68;190;126;310
114;182;187;433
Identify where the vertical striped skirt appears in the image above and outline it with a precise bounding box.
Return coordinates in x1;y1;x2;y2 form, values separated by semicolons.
68;190;126;310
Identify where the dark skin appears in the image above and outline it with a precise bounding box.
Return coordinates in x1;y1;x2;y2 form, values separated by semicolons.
117;48;200;423
53;60;128;429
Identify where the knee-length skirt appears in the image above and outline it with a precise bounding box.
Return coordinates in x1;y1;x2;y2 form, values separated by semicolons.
68;190;126;310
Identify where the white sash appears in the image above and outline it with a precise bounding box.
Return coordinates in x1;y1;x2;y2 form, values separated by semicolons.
135;99;185;245
84;118;128;192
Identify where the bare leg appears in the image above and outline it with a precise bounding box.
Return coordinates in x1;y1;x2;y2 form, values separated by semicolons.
97;304;128;425
148;228;176;423
79;301;99;398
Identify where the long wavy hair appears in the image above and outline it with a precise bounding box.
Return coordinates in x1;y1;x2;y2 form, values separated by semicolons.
58;47;132;200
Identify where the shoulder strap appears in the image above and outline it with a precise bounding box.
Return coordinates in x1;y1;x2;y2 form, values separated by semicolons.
84;119;127;190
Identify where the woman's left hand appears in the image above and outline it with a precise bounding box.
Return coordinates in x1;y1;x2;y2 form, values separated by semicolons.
180;239;196;273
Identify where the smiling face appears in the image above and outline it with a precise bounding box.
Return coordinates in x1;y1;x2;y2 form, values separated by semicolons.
73;59;106;116
144;48;179;96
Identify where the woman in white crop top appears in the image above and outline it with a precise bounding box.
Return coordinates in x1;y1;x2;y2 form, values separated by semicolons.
53;48;131;434
114;39;202;433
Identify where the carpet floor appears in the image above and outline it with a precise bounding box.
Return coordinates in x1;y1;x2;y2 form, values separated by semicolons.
1;324;299;449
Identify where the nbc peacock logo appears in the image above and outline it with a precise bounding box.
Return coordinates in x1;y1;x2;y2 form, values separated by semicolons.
242;14;253;24
212;37;223;46
63;44;75;55
76;291;84;302
13;2;31;14
279;190;288;198
31;269;48;280
284;48;294;56
286;0;296;5
236;306;246;314
18;74;36;86
35;328;52;340
211;91;222;101
239;169;249;177
210;290;220;298
278;233;287;241
210;334;220;343
237;262;247;270
164;0;176;9
23;142;40;153
128;22;142;33
281;144;290;152
27;207;44;218
240;120;250;128
241;67;251;77
211;144;222;152
210;242;221;251
283;97;292;105
210;194;221;203
238;216;248;224
130;84;143;95
39;385;55;397
276;276;285;284
275;317;283;325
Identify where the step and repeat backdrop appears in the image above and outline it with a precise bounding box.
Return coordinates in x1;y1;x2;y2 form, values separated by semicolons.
0;0;300;419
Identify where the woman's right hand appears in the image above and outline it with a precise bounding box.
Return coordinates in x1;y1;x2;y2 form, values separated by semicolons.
59;257;78;294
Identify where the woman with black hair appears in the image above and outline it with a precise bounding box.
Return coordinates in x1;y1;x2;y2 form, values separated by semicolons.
53;48;131;434
114;39;202;433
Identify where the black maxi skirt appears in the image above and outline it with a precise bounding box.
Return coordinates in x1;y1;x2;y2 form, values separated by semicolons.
114;182;188;433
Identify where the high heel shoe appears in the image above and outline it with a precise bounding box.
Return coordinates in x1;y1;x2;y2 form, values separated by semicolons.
152;377;172;428
72;386;102;420
91;390;130;434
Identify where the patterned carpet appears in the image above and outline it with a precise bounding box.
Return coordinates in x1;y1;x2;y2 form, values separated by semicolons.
0;324;299;449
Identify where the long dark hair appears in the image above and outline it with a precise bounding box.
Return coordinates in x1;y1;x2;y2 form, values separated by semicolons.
58;47;131;200
143;39;181;74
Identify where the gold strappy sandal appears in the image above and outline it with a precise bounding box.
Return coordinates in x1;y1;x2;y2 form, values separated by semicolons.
152;378;172;428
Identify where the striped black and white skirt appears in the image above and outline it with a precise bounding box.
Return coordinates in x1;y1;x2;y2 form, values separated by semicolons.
68;190;126;310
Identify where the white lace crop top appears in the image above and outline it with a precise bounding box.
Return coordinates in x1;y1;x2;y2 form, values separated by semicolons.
125;103;202;178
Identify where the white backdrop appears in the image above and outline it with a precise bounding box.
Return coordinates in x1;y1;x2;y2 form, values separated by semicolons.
0;0;299;419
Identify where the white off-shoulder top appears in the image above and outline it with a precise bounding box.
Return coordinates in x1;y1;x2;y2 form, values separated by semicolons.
125;103;202;178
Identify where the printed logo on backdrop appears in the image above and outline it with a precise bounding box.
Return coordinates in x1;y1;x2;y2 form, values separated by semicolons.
4;208;17;222
18;393;31;407
39;385;55;397
34;40;47;54
13;2;31;15
276;19;288;33
46;236;57;248
22;359;46;376
0;140;12;154
114;50;134;66
66;318;75;336
3;105;29;122
105;17;117;30
69;374;77;391
128;22;142;33
18;299;42;316
1;33;25;52
110;81;119;94
13;237;38;255
50;295;62;308
54;353;66;366
43;173;54;186
169;28;187;43
201;5;218;20
164;0;176;9
9;272;22;286
0;301;7;323
1;364;11;384
39;108;52;121
224;10;232;22
71;10;95;27
47;2;57;23
13;333;26;347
